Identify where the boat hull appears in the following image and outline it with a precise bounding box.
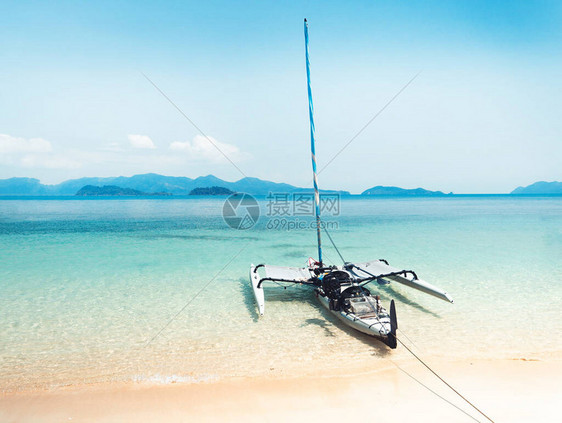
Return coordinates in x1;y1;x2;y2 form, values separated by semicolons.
316;292;392;342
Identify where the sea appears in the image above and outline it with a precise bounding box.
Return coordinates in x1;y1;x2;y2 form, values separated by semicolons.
1;195;561;392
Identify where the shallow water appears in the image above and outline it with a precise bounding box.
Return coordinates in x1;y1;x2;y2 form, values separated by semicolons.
1;196;561;391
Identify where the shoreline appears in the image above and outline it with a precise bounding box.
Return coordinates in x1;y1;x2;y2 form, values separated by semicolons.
4;349;558;395
2;357;560;422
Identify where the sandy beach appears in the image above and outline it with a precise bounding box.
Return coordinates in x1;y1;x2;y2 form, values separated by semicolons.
1;357;560;423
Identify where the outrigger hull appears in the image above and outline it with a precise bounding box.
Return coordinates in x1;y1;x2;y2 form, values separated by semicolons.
249;264;265;316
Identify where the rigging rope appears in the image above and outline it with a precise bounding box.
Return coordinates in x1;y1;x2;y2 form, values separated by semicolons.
393;363;482;423
321;251;336;266
396;337;495;423
360;294;491;422
144;245;247;347
323;226;346;265
396;327;419;351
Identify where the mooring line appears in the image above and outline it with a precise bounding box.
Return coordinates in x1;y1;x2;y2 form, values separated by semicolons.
397;337;495;423
144;244;248;347
396;327;420;352
393;362;482;423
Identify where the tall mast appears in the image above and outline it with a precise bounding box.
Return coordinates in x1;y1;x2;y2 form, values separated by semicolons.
304;18;322;265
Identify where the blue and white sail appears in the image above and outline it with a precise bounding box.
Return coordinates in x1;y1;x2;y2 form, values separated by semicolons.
304;18;323;265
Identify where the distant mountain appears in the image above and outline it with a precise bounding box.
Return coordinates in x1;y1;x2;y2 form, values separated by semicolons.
0;173;350;196
511;181;562;194
57;173;197;195
75;185;172;196
361;186;451;196
189;186;234;195
0;178;50;195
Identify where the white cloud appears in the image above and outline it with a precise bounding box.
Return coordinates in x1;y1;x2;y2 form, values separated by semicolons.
169;135;248;163
0;133;81;170
20;154;82;169
128;134;156;149
0;134;52;154
0;132;250;179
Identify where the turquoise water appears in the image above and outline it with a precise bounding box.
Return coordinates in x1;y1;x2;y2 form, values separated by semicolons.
1;196;561;391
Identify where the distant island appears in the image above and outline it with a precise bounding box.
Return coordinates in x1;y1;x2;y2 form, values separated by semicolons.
189;186;235;195
361;186;451;197
0;173;349;196
75;185;172;196
511;181;562;195
0;173;559;196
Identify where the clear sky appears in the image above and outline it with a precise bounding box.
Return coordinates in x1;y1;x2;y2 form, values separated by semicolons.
1;0;560;193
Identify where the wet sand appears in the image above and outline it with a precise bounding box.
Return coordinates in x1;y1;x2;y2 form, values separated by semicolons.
1;358;559;423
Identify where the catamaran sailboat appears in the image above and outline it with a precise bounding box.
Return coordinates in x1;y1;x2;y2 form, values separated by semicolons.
249;19;453;349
